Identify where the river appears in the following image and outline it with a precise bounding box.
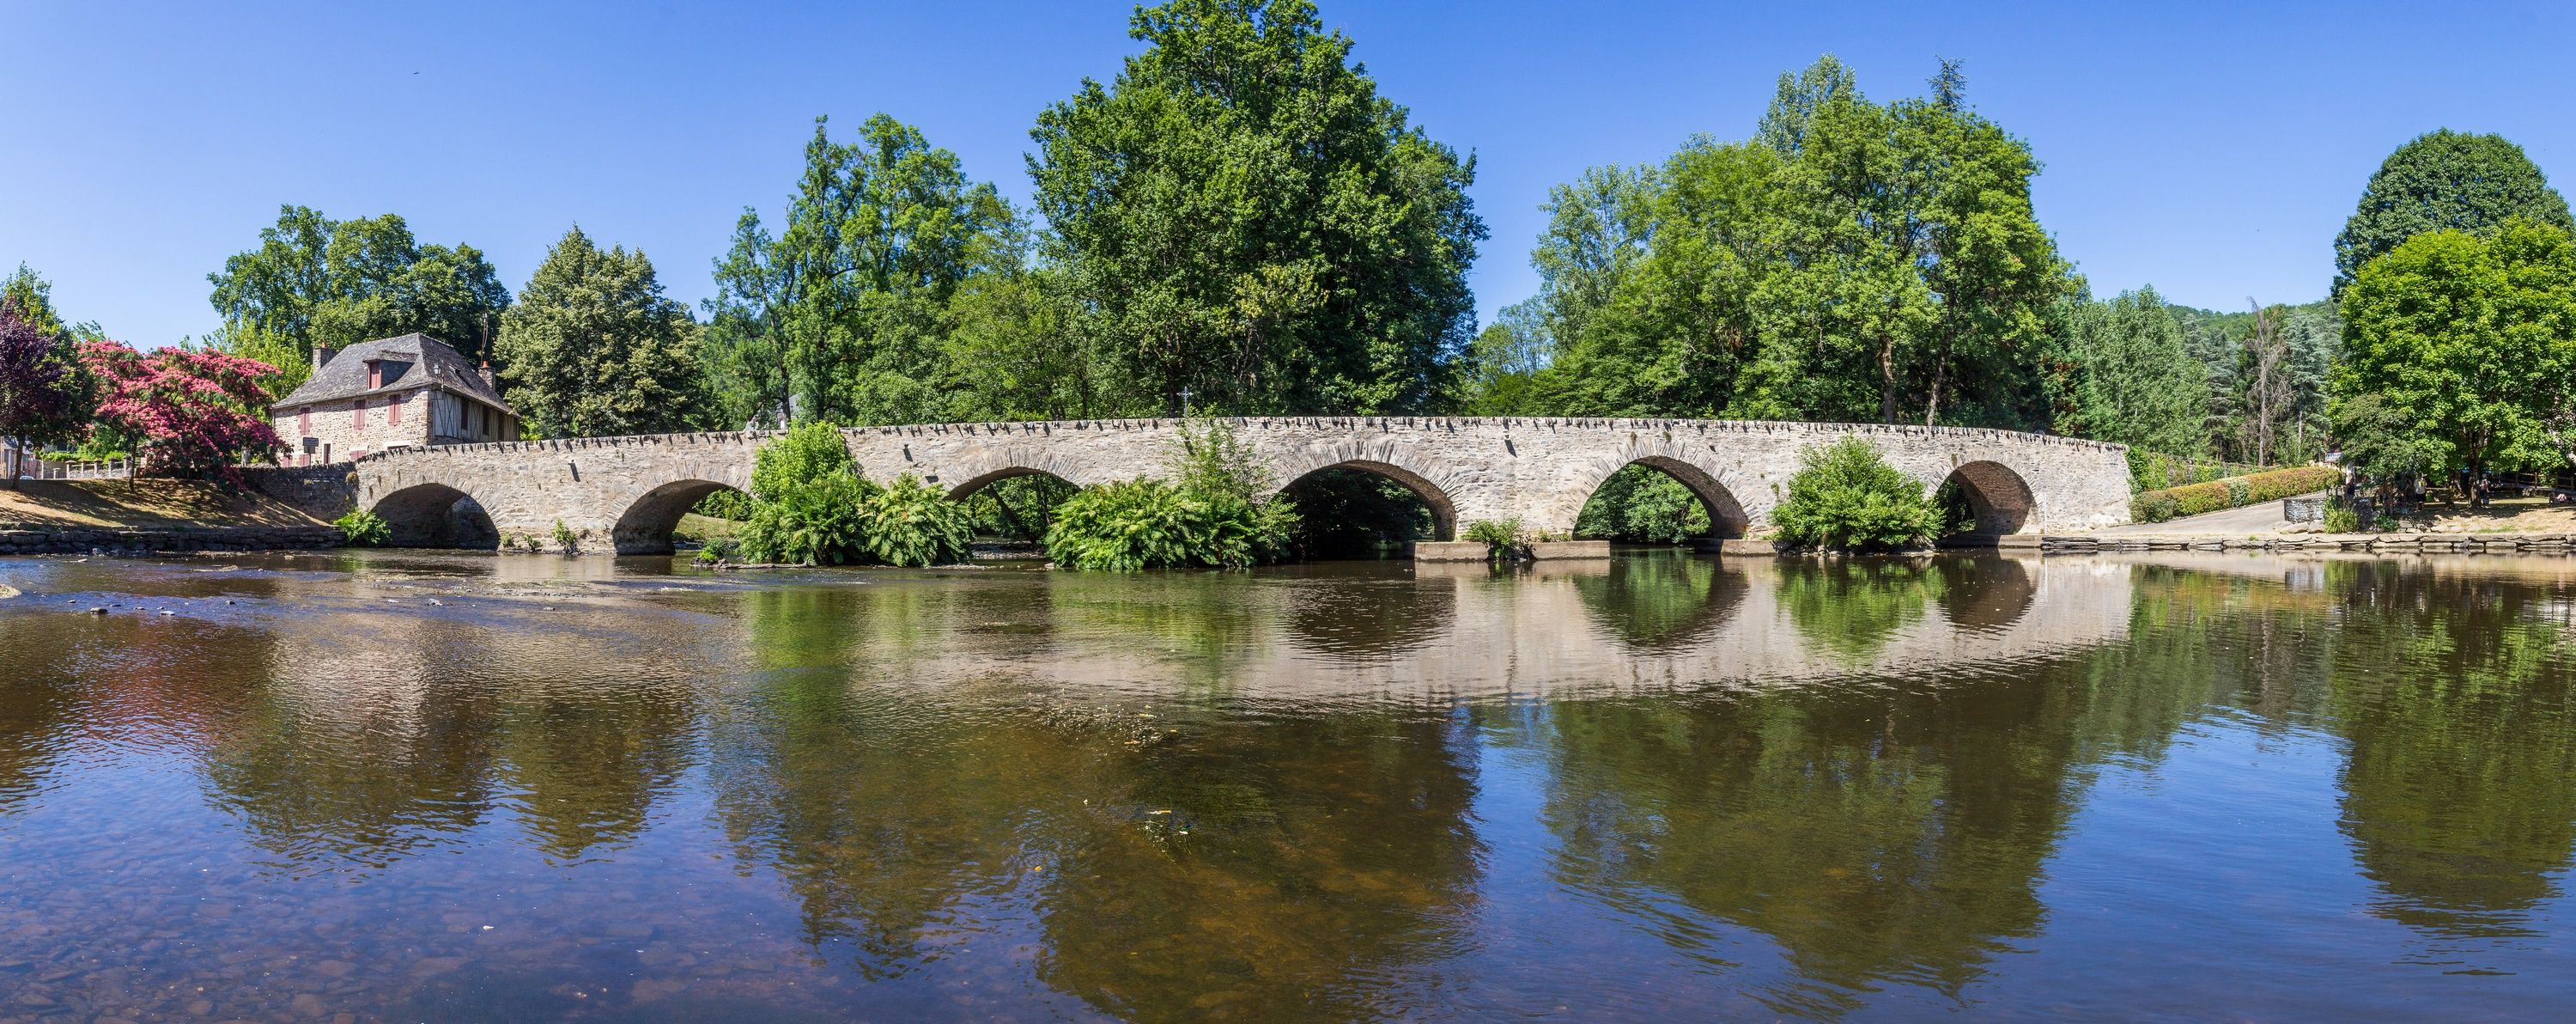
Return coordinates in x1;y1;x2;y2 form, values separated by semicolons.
0;549;2572;1020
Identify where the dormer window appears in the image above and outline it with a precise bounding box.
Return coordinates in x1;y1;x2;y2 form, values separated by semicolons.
366;361;381;388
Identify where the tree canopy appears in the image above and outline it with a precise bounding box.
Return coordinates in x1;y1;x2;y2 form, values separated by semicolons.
2334;218;2576;491
703;114;1014;428
2041;287;2208;454
1527;56;2069;427
495;227;707;438
2334;130;2573;295
206;206;510;397
1028;0;1484;417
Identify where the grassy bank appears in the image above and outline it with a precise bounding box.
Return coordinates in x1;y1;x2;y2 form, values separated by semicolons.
0;479;326;530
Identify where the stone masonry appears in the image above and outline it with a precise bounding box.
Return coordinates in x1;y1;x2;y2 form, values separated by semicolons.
341;418;2132;555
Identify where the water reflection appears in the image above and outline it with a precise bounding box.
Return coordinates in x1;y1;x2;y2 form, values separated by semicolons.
4;550;2576;1017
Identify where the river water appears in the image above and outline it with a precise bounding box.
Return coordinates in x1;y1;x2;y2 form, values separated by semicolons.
0;549;2573;1021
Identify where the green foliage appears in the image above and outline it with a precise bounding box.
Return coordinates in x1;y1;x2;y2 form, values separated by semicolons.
206;205;510;393
848;474;975;567
750;422;856;501
2125;449;2266;492
1043;478;1295;571
1779;558;1941;663
2334;130;2574;295
2129;466;2342;522
703;113;1016;429
2335;219;2576;491
495;227;708;438
1042;418;1297;570
551;520;580;553
692;489;755;521
2041;287;2208;453
694;536;740;565
1534;56;2069;427
1462;518;1529;560
333;509;390;546
2324;500;2361;533
1028;0;1482;417
1574;465;1711;543
734;425;972;567
1769;436;1953;551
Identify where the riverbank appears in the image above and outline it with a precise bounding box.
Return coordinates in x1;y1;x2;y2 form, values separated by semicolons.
2045;531;2576;554
0;478;339;554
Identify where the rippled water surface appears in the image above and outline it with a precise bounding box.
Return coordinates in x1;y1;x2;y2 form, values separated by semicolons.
3;549;2576;1021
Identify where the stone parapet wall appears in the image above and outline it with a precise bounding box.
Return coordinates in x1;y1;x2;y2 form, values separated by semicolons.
347;418;2134;555
0;526;342;556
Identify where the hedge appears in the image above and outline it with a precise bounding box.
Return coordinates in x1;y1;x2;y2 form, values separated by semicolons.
2130;465;2342;524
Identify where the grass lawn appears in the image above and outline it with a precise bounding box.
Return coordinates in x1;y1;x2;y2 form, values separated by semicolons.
673;513;743;545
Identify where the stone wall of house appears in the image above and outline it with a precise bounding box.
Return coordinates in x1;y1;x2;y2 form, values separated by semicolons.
273;390;431;464
349;418;2134;554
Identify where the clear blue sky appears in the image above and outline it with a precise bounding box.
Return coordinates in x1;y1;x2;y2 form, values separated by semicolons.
6;0;2573;346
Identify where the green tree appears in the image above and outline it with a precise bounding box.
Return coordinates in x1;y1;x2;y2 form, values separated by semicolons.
703;115;1013;428
2334;130;2573;295
2334;220;2576;501
206;205;510;383
2044;287;2208;454
1528;164;1659;348
0;265;104;343
1029;0;1483;417
1753;52;1858;155
1769;436;1954;550
1459;299;1551;415
494;227;707;438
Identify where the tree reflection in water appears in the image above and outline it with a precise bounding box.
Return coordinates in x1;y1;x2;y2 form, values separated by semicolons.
1570;550;1745;651
1777;558;1944;664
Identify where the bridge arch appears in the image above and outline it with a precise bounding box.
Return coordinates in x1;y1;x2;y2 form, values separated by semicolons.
1936;460;2039;538
1560;439;1754;539
611;478;750;555
369;482;499;549
1266;439;1467;541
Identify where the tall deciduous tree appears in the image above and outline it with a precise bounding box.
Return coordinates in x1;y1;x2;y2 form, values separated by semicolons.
2043;287;2208;454
2335;219;2576;500
1029;0;1484;417
495;228;707;438
2334;130;2573;294
79;341;281;484
703;114;1012;427
206;205;510;383
0;296;95;478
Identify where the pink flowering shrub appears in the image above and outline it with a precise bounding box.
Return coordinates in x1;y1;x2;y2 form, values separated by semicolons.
79;341;282;484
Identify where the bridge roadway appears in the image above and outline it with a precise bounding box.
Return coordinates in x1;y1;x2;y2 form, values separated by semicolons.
335;417;2134;553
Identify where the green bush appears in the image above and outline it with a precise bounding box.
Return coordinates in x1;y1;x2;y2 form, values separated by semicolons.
1463;518;1529;560
334;509;390;547
2323;500;2360;533
1044;478;1296;570
694;537;740;565
734;424;971;567
1770;436;1955;551
550;520;580;553
2129;466;2342;523
1042;420;1298;571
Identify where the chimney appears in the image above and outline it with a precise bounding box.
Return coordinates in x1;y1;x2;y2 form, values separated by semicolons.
479;361;497;391
312;344;331;374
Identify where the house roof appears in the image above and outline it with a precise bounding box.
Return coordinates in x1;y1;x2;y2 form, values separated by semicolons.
272;333;513;414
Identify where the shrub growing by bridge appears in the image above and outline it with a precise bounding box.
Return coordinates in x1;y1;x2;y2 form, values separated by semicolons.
1042;419;1297;570
1769;436;1957;551
735;423;970;567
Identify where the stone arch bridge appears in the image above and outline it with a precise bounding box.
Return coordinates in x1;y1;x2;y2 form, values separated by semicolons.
335;418;2133;553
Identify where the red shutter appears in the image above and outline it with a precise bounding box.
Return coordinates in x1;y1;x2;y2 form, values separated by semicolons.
388;396;401;426
353;399;366;427
299;408;311;434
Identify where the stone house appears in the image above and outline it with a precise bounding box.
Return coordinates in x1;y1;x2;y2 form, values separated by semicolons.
270;333;520;465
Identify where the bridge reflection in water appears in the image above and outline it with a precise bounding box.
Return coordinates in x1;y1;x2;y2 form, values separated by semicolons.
4;552;2576;1018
